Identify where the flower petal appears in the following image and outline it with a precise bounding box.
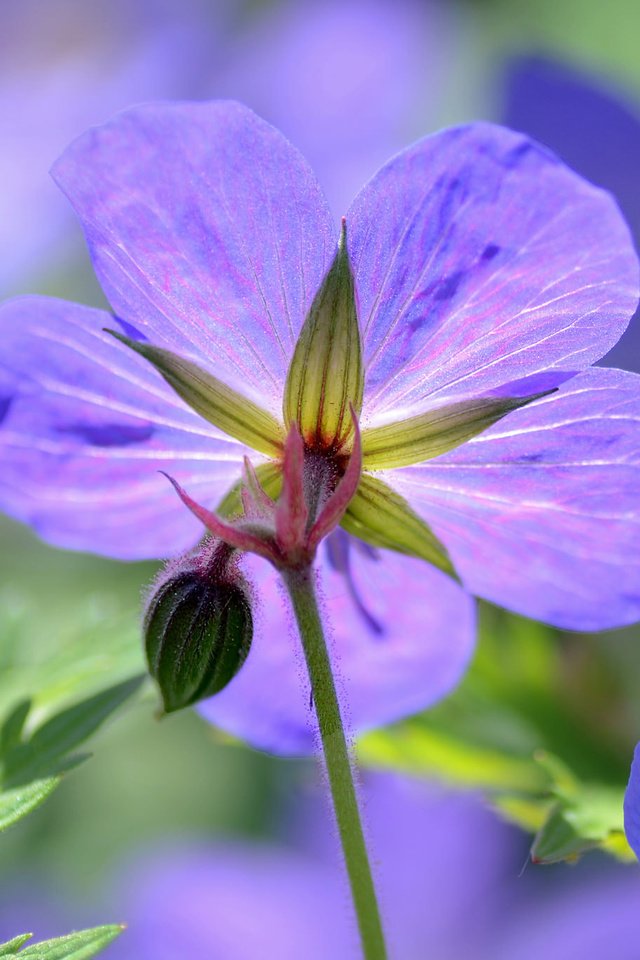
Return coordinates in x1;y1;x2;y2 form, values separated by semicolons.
390;367;640;630
346;122;639;421
51;100;336;416
0;296;252;559
624;742;640;860
199;536;475;755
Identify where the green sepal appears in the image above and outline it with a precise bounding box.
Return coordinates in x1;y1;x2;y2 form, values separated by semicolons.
107;331;284;456
217;461;283;518
362;391;554;469
145;572;253;714
283;221;364;451
341;474;457;577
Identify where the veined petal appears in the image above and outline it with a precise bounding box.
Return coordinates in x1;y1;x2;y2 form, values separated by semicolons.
361;390;550;469
198;539;475;755
51;100;336;416
346;122;639;421
390;367;640;630
109;332;284;456
0;297;252;559
342;474;455;577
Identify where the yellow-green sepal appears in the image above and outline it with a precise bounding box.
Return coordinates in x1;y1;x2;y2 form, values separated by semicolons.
107;331;284;456
362;392;553;470
341;474;457;578
283;220;364;451
217;461;283;518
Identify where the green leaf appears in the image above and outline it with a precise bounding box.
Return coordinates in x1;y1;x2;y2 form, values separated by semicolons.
0;778;60;833
0;590;145;721
283;220;363;451
0;934;33;955
13;925;123;959
529;751;633;864
341;474;456;577
0;701;31;754
2;676;145;788
361;392;552;469
0;677;144;832
108;331;283;457
530;803;591;863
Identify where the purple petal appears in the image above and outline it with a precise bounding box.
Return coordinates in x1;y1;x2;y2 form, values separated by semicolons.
51;100;336;415
346;123;639;422
390;367;640;630
199;534;475;755
0;296;252;559
624;742;640;860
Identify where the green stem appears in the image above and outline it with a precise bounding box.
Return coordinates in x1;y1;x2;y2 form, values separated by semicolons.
282;565;388;960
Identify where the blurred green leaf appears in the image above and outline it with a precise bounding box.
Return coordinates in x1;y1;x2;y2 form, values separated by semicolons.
0;925;123;958
0;592;145;721
358;605;636;864
2;677;145;787
0;934;32;956
529;749;633;863
0;677;144;832
0;778;60;833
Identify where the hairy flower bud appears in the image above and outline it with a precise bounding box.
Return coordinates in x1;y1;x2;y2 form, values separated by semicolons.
144;557;253;714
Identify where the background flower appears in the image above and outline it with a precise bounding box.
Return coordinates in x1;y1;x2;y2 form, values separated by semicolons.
502;55;640;372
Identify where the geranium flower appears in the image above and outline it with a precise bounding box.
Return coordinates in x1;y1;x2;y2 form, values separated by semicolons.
1;101;639;754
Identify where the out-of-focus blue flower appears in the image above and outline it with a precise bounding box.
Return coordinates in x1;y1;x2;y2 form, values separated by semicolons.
623;742;640;859
3;0;457;299
0;0;228;297
1;101;640;753
503;55;640;371
105;775;514;960
494;869;640;960
215;0;455;217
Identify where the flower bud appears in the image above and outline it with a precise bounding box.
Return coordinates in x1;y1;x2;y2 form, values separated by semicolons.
144;560;253;714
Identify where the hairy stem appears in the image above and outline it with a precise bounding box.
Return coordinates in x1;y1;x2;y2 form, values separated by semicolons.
282;565;388;960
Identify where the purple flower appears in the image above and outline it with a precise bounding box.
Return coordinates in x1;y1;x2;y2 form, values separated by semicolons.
0;0;228;297
494;869;640;960
1;101;639;753
503;55;640;371
105;775;514;960
623;742;640;860
215;0;454;217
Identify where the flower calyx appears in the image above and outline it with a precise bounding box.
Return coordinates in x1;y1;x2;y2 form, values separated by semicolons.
283;217;364;453
144;541;253;714
164;406;363;572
